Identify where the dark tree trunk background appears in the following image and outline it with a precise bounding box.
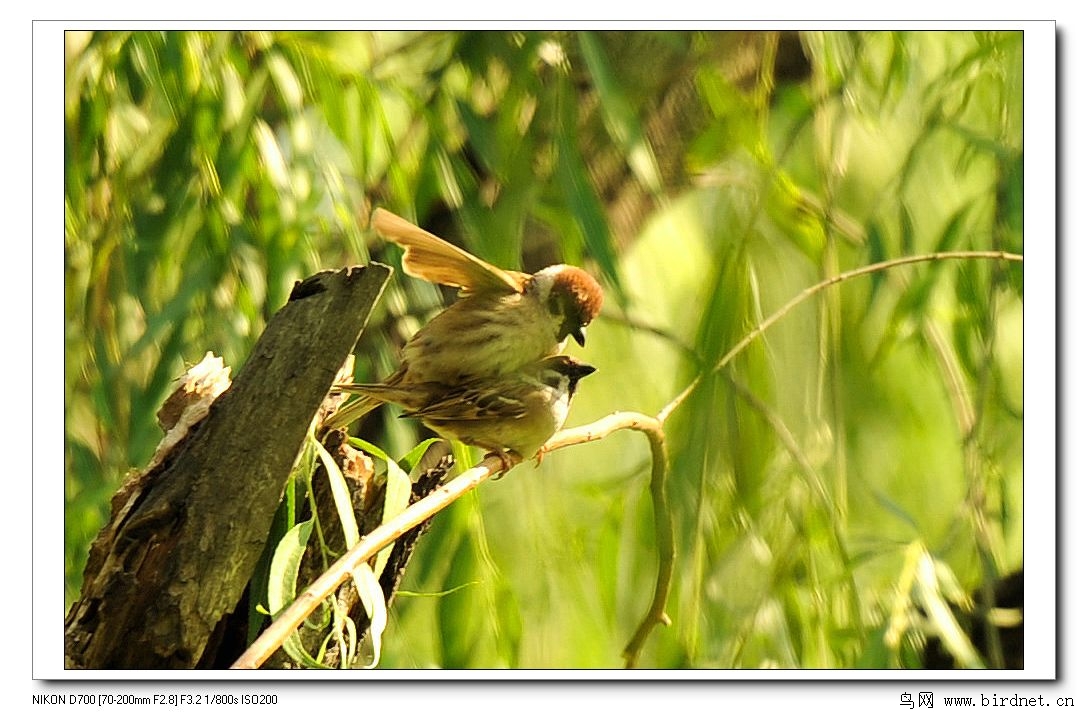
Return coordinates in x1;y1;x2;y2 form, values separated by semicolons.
65;265;391;669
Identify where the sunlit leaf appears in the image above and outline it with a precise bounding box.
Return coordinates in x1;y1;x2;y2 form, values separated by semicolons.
352;563;388;669
312;433;359;548
267;518;329;668
916;551;985;669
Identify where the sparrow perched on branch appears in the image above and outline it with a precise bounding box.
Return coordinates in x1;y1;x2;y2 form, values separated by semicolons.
373;208;603;379
335;355;597;467
324;209;604;429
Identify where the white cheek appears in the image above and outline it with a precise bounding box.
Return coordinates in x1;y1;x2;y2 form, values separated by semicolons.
552;394;572;425
532;273;558;300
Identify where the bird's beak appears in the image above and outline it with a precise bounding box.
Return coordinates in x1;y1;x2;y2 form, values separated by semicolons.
575;363;597;379
572;326;587;347
566;362;596;393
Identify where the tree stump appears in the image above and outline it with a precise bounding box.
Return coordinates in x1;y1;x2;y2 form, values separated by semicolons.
64;264;391;669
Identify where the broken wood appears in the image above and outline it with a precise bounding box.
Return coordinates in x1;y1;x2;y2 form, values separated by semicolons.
64;264;391;669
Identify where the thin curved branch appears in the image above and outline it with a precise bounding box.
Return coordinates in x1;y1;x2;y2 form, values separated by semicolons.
657;250;1024;424
233;411;671;670
541;411;672;668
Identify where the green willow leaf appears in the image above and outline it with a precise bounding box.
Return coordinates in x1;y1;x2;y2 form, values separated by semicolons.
267;518;329;668
345;436;413;575
312;433;360;548
352;563;388;669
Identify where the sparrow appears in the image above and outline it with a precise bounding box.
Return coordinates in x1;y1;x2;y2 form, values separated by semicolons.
323;209;604;429
333;355;596;467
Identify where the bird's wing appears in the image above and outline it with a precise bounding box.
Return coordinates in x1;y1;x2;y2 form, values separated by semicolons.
371;208;529;295
333;380;429;410
402;386;529;422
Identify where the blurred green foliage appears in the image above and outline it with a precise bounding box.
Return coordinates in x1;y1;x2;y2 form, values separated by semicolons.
65;30;1024;669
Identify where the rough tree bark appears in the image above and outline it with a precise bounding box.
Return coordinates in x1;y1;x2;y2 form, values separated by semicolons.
64;264;391;669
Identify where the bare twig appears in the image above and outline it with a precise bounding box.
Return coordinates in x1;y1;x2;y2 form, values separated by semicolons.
657;250;1024;424
237;251;1021;670
542;412;672;668
232;453;507;669
233;410;671;670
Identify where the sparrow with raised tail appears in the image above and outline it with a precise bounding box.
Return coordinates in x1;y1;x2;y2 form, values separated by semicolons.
324;209;604;429
335;356;596;467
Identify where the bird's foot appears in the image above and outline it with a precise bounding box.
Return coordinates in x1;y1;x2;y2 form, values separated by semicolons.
486;450;521;477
